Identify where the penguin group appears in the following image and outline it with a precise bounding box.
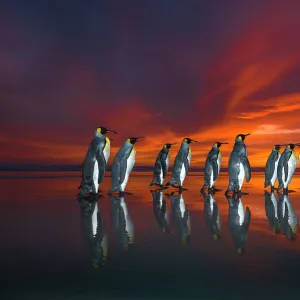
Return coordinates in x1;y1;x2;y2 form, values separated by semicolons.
77;127;300;198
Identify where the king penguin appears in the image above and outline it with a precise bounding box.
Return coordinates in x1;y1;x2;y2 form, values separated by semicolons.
110;194;134;251
264;190;280;234
165;138;197;192
264;144;283;192
226;194;251;255
201;191;221;240
78;195;108;268
150;143;177;188
201;142;228;193
109;137;143;195
151;189;170;233
78;127;117;198
277;191;298;240
225;133;251;195
277;143;300;194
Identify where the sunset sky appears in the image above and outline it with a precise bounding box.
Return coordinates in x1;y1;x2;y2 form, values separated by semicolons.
1;0;300;168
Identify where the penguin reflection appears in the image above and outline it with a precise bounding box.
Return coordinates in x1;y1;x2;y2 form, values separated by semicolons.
277;191;298;240
78;195;108;268
110;194;134;251
151;190;170;233
226;194;251;255
166;191;191;244
264;191;280;234
201;191;221;240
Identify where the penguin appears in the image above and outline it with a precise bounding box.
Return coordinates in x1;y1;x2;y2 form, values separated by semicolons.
225;133;251;195
78;194;108;268
150;143;177;188
277;191;298;240
226;194;251;255
264;144;283;192
110;194;134;251
151;190;170;233
165;138;198;192
109;137;143;194
201;142;228;193
166;191;191;244
277;143;300;194
264;190;280;234
78;126;117;198
201;191;221;240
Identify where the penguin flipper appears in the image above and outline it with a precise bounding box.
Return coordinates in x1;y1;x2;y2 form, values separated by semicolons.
212;160;218;182
241;156;251;182
265;155;277;187
119;159;128;185
96;149;106;184
242;207;251;231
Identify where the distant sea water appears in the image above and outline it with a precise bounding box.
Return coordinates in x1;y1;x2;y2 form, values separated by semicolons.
1;170;300;299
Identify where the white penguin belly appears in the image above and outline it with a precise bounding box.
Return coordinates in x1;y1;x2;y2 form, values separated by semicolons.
166;154;170;173
179;163;186;184
120;148;136;191
179;150;191;184
179;197;186;218
270;159;279;186
209;196;215;215
238;163;245;189
283;196;298;229
91;203;98;236
237;199;245;226
93;160;99;193
284;155;296;187
270;193;278;218
159;166;163;184
120;198;134;242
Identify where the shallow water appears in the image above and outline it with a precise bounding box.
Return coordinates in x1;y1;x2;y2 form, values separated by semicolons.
1;171;300;299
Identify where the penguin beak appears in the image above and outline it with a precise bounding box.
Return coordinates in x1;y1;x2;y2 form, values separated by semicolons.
171;142;178;145
191;139;198;143
107;129;117;134
220;142;229;145
244;133;250;136
136;136;144;140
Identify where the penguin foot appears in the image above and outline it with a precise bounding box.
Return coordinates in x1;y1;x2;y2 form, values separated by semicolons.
212;187;222;192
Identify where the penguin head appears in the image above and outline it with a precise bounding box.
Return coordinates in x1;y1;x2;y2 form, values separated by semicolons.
183;138;198;144
286;144;296;150
236;133;250;142
96;127;117;135
164;143;177;149
127;137;144;144
213;142;229;148
273;144;283;151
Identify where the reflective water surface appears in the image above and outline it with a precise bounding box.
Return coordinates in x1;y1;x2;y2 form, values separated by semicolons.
1;171;300;299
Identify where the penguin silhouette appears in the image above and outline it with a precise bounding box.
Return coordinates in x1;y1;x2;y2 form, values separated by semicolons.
78;194;108;268
150;143;177;188
226;193;251;255
264;190;280;234
201;191;221;240
166;191;191;244
110;193;134;251
78;126;117;198
277;191;298;240
151;189;170;233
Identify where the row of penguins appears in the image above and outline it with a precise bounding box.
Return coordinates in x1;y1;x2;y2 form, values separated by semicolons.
78;190;297;268
77;126;300;198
